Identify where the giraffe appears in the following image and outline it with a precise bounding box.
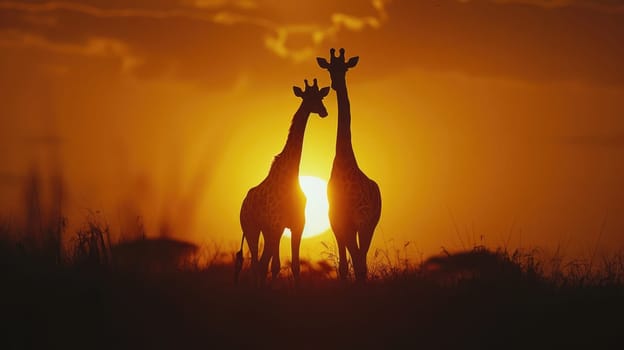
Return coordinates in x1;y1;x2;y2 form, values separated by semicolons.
236;79;330;286
317;48;382;282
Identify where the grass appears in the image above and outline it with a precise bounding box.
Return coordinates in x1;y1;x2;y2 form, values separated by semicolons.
1;212;624;349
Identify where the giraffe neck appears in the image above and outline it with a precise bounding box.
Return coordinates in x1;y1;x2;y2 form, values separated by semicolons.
334;85;357;163
271;103;311;178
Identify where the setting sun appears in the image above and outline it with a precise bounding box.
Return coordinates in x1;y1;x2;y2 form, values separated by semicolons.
284;175;330;239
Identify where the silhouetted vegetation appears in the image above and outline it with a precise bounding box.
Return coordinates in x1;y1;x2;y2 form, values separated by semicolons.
2;211;623;349
1;172;622;348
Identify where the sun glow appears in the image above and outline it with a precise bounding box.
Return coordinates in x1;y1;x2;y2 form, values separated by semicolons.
284;175;330;239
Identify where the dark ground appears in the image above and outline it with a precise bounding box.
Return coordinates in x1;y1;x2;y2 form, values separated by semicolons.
2;248;624;350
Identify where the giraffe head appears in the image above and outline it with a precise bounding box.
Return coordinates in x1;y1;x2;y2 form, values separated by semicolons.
293;78;330;118
316;48;359;91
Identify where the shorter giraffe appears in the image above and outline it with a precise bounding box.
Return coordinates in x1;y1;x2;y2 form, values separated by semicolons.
237;79;330;286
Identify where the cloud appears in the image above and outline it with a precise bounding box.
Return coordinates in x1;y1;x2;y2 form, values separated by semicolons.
258;0;388;64
263;26;318;63
331;0;624;86
1;0;623;87
331;13;381;31
190;0;258;10
0;1;241;22
0;0;388;85
489;0;624;13
0;30;140;72
0;1;268;85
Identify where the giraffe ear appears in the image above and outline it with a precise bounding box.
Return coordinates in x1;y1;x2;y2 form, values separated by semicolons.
317;57;330;69
319;86;330;98
293;86;304;97
346;56;359;68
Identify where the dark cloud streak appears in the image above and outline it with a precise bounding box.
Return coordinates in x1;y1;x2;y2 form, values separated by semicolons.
1;0;623;87
332;0;624;86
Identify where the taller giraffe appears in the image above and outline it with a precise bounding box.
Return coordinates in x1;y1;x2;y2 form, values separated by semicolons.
237;79;330;285
318;48;382;281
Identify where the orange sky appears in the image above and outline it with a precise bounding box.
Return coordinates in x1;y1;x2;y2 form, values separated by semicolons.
1;0;624;261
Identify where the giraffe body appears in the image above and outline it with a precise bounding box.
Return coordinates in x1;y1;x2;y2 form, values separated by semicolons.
328;159;381;237
318;48;382;281
237;80;330;285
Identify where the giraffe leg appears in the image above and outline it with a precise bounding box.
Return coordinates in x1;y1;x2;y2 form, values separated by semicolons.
336;238;348;280
271;243;281;280
355;226;376;282
290;228;303;285
258;232;279;287
334;228;357;281
345;232;361;281
243;227;260;285
257;250;270;287
257;235;272;286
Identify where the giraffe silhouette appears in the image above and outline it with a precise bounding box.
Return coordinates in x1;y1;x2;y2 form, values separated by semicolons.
236;79;330;286
317;48;382;282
